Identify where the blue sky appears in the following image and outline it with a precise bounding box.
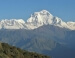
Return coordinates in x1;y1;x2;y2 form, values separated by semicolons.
0;0;75;21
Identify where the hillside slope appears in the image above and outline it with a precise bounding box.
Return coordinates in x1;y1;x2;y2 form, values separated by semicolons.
0;43;50;58
0;25;75;58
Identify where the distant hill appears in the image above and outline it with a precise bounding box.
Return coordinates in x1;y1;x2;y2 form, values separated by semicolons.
0;25;75;58
0;43;50;58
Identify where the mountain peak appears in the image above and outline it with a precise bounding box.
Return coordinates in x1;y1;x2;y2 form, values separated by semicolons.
27;10;53;23
0;19;26;29
0;19;25;24
40;10;50;14
26;10;75;30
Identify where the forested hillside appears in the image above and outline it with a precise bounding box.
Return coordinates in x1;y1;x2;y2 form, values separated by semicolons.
0;43;50;58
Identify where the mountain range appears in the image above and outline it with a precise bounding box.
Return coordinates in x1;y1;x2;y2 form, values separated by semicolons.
0;10;75;30
0;10;75;58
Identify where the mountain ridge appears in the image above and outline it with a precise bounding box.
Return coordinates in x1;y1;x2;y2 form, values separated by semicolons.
0;42;50;58
0;25;75;58
0;10;75;30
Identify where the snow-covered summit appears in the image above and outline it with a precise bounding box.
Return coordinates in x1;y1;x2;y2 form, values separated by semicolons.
26;10;66;29
27;10;75;30
0;10;75;30
0;19;26;29
1;19;25;24
27;10;53;25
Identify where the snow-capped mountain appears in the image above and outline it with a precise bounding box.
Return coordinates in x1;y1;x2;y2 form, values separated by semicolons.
26;10;75;30
0;19;27;29
0;10;75;30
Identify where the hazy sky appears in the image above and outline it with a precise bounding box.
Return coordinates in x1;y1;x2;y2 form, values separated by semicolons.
0;0;75;21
